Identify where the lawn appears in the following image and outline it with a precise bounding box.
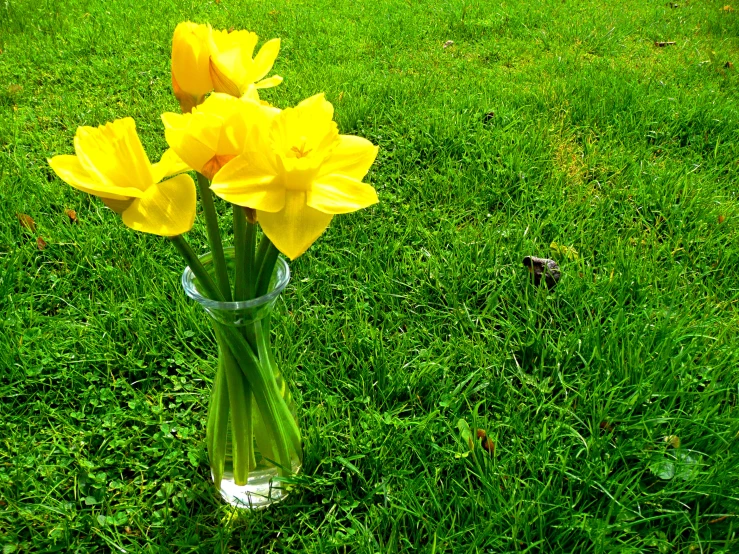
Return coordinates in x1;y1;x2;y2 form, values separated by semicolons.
2;0;739;551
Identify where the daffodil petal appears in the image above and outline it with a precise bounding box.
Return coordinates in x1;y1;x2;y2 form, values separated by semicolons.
48;154;142;200
318;135;379;180
209;55;242;97
171;22;213;98
152;148;191;183
210;154;284;212
75;118;154;192
254;75;283;89
121;173;196;236
101;197;135;214
251;38;281;82
211;29;258;59
258;191;333;260
308;174;379;214
172;70;203;114
296;93;333;120
240;84;261;103
162;111;224;173
271;93;337;162
163;94;257;175
161;111;185;132
240;86;282;119
240;99;281;142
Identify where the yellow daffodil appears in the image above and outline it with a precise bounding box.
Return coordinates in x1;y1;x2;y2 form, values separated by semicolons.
211;93;379;259
171;22;215;113
48;118;196;237
170;22;282;111
162;92;279;181
209;29;283;97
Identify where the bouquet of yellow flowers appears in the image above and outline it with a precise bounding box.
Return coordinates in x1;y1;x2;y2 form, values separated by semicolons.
48;22;379;508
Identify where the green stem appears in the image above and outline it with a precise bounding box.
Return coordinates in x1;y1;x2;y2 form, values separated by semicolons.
206;351;230;486
176;236;260;364
234;208;260;354
262;314;289;412
233;206;247;302
169;235;223;302
196;172;232;301
245;219;257;299
254;234;271;280
255;318;302;456
253;239;300;456
256;241;280;298
179;231;298;478
233;207;258;302
215;323;301;476
216;328;255;484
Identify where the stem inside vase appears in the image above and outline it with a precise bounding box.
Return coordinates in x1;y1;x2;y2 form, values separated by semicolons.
182;247;302;509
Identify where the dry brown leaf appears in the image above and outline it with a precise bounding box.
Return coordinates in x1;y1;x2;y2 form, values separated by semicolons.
17;213;36;232
722;5;734;11
599;421;616;434
476;429;495;456
718;215;726;224
65;209;78;223
36;236;47;250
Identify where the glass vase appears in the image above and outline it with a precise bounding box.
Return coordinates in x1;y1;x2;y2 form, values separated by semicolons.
182;248;302;509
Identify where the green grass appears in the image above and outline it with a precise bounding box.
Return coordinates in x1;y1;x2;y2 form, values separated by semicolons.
2;0;739;551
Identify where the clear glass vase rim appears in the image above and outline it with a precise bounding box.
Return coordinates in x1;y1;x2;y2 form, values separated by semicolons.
181;247;290;311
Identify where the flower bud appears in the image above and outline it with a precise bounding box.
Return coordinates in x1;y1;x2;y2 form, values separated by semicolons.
172;22;214;112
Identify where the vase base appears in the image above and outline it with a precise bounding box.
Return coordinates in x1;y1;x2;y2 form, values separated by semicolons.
217;461;301;509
